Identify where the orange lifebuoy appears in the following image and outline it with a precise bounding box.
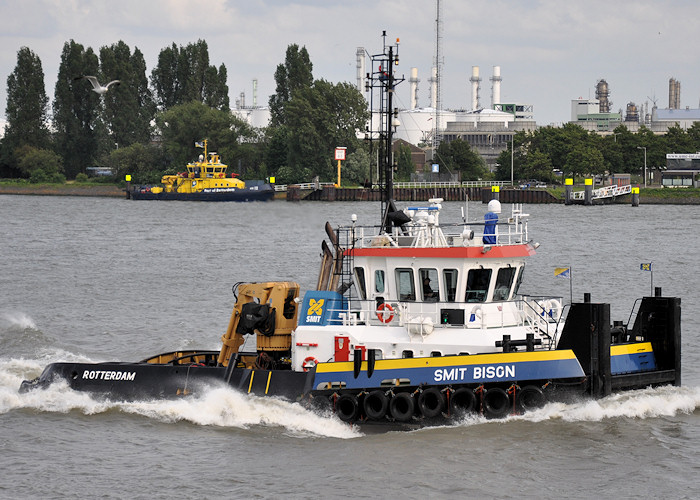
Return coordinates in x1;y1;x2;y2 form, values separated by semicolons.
376;302;394;323
302;356;318;372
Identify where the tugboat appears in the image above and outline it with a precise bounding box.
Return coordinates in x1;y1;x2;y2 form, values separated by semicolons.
130;140;274;202
21;34;681;425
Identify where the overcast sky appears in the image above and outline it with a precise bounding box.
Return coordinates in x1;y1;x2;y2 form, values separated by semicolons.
1;0;698;128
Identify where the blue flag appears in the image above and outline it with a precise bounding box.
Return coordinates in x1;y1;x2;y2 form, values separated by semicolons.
195;141;204;148
640;263;652;272
554;267;570;278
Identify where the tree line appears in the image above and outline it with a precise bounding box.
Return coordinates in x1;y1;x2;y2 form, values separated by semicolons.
495;121;700;184
0;40;369;185
3;38;700;186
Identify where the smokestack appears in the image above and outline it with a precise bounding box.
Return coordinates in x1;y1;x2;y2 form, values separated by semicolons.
409;68;420;109
356;47;366;93
430;66;438;109
470;66;481;110
669;77;680;109
490;66;501;108
252;78;258;107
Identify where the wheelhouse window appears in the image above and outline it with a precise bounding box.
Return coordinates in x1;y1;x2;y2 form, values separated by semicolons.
465;268;492;303
354;267;367;299
513;267;524;297
374;270;385;294
493;267;516;301
395;268;416;301
420;268;439;302
443;269;458;302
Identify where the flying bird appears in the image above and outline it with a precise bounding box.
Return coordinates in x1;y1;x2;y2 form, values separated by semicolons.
74;75;121;95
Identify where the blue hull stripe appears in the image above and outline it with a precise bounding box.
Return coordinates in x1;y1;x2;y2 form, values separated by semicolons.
611;351;657;374
313;351;585;390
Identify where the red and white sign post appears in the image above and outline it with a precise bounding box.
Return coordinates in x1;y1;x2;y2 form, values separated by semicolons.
335;147;346;188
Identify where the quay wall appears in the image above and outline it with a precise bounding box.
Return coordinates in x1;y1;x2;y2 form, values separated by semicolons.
288;186;560;203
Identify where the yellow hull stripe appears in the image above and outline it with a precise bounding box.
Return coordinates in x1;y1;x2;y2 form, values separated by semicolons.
247;371;254;393
316;349;578;373
265;371;272;394
611;342;653;356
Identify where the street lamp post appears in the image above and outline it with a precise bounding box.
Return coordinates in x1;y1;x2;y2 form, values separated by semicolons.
637;146;647;188
510;133;514;186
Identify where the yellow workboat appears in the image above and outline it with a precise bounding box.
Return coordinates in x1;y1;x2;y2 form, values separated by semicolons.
131;140;274;202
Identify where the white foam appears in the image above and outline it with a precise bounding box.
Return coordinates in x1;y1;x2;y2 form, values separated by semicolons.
3;352;697;434
506;385;700;423
117;387;361;439
0;312;37;330
0;358;360;438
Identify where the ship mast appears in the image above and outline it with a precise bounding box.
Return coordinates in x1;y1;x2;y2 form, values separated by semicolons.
366;31;404;233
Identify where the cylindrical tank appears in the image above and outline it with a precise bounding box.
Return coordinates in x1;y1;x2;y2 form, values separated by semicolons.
596;79;610;113
625;102;639;122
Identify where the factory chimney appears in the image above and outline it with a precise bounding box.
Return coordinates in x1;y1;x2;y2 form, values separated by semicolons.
470;66;481;110
490;66;502;108
409;67;420;109
430;66;438;109
596;79;610;113
669;78;680;109
356;47;366;93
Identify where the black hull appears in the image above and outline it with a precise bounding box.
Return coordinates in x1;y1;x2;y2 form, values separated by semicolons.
131;186;275;202
20;360;312;402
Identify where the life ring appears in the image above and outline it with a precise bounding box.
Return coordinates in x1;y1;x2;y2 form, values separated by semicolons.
545;299;562;321
302;356;318;372
376;302;395;323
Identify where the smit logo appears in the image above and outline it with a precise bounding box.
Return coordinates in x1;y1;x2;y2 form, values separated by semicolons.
307;298;324;316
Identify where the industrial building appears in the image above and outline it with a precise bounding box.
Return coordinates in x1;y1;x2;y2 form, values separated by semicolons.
572;77;700;134
662;153;700;188
386;63;535;173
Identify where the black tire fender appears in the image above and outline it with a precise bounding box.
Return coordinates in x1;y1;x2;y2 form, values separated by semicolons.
418;387;445;418
389;392;415;422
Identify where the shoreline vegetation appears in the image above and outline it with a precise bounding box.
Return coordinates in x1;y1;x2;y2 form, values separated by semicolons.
2;182;700;204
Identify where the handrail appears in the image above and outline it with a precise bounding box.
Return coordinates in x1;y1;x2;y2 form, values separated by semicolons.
571;184;632;200
274;180;514;192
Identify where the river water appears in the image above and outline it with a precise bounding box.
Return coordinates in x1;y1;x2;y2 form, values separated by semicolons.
1;195;699;499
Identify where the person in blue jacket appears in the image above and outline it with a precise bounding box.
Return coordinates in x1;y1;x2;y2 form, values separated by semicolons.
483;199;501;245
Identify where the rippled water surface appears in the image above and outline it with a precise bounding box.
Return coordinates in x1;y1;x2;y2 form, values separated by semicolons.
1;195;699;499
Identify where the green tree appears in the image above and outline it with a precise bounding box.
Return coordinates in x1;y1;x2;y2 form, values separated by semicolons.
269;44;313;127
53;40;102;179
521;150;553;181
284;79;369;181
494;131;526;182
1;47;51;175
263;126;289;175
100;42;155;148
435;138;485;180
104;142;166;184
15;145;64;183
343;147;371;185
395;144;414;181
564;144;606;179
687;122;700;149
155;101;255;172
150;40;229;112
